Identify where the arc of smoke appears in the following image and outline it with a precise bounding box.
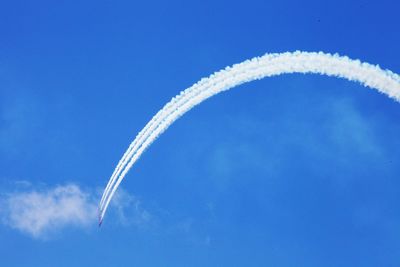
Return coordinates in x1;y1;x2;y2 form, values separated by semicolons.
99;56;265;215
99;60;232;209
99;51;400;224
99;73;217;209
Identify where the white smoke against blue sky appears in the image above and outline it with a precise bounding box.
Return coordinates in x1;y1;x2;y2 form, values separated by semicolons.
0;183;151;239
99;51;400;223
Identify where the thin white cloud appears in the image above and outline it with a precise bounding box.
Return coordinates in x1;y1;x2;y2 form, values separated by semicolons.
0;183;153;239
0;184;97;238
110;189;152;228
327;98;382;156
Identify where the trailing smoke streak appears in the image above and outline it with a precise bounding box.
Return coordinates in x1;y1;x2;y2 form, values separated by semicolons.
99;72;224;209
99;57;265;211
98;59;242;209
99;51;400;223
99;55;285;209
100;94;186;207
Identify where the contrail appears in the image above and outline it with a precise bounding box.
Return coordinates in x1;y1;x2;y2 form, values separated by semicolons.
99;51;400;224
99;62;234;210
99;76;214;209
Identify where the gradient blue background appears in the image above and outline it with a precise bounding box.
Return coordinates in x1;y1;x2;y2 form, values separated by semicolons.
1;0;400;266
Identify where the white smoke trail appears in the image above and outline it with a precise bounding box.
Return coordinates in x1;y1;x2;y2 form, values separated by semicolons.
99;71;220;209
99;62;234;210
99;54;285;211
99;51;400;223
99;66;248;212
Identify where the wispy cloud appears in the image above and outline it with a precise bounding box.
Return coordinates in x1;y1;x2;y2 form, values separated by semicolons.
0;183;154;239
109;189;152;228
0;184;97;239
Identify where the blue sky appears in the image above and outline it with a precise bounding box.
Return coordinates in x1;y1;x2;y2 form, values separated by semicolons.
1;0;400;266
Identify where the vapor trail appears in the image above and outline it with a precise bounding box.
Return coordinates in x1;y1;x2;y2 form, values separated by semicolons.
99;51;400;224
99;75;217;209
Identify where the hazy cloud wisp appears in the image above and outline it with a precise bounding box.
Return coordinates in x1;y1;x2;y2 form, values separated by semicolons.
1;184;96;238
0;183;153;239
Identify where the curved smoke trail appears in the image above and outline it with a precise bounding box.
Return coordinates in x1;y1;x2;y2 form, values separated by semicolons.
99;51;400;224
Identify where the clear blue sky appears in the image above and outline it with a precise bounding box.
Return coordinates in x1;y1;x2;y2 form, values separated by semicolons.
1;0;400;266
